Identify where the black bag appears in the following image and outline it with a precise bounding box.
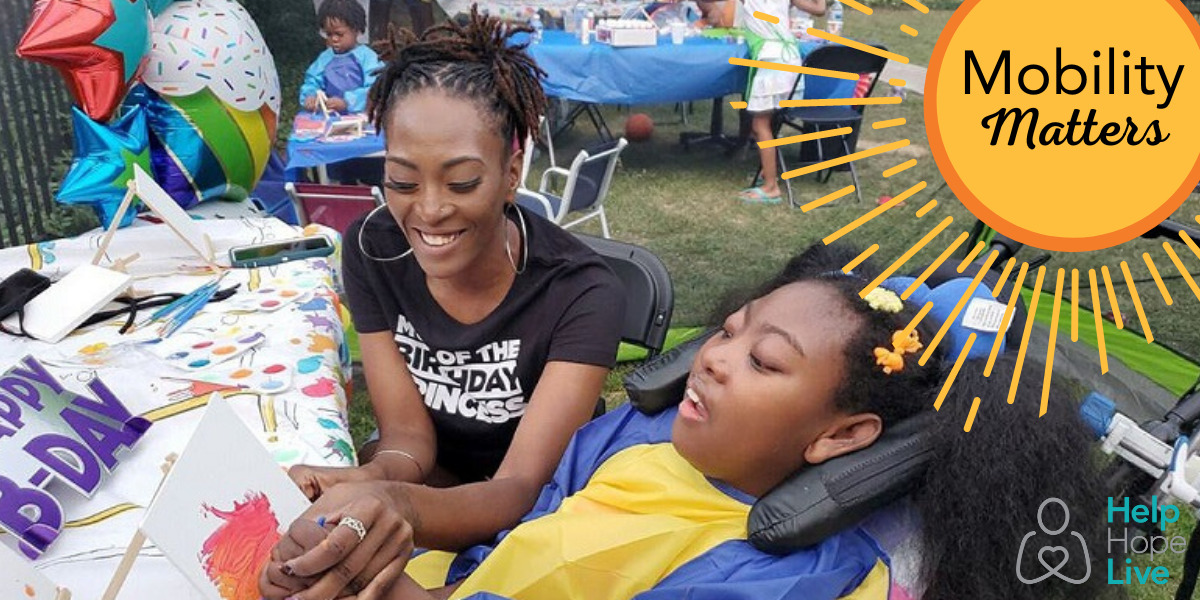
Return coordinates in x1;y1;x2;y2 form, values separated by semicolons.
0;269;52;336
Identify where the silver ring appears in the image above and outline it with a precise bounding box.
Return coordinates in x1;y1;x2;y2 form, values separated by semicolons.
338;516;368;542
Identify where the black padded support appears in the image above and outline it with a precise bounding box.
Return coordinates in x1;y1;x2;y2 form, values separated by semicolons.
624;330;714;414
748;412;937;553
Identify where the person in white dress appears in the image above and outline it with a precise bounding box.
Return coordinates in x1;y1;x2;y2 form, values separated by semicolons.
734;0;826;203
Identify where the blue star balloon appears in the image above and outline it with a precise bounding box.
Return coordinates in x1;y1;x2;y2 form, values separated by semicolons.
58;105;151;228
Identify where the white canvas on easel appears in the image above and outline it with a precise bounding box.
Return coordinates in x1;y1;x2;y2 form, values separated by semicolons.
131;165;216;265
0;541;70;600
139;394;310;600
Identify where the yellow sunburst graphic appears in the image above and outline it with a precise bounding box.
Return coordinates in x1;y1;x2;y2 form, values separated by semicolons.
727;0;1200;431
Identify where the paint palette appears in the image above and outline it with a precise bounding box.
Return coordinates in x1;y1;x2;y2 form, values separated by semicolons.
152;330;267;371
220;287;311;313
190;362;294;394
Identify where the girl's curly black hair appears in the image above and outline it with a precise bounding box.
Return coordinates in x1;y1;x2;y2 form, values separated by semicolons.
317;0;367;34
728;242;1115;600
366;7;547;151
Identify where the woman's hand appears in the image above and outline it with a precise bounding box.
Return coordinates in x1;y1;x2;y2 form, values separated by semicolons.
289;464;381;501
268;481;417;600
304;96;318;112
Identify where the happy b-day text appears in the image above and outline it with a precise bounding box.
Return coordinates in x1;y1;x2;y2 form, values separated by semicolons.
0;356;150;559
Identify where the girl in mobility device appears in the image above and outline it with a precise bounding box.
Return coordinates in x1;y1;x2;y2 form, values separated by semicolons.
263;243;1112;600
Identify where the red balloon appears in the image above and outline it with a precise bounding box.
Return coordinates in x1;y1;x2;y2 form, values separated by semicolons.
17;0;150;122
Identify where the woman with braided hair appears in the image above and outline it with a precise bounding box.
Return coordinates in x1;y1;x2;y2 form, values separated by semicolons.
279;9;626;596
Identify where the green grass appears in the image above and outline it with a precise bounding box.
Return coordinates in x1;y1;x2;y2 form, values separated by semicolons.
334;10;1200;597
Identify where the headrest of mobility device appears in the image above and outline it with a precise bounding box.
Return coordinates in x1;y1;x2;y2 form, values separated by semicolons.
747;411;938;553
624;329;714;415
895;260;1028;353
622;272;1026;551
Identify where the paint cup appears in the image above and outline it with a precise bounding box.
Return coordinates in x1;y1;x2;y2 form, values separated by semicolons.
670;22;686;45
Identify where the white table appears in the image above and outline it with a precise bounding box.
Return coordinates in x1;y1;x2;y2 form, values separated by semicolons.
0;217;357;599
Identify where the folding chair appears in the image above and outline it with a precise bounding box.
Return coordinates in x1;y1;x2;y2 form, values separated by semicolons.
517;138;629;238
285;182;384;235
519;116;557;190
766;44;889;208
574;233;674;358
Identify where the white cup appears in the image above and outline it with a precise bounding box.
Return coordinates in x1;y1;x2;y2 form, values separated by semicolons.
670;21;686;45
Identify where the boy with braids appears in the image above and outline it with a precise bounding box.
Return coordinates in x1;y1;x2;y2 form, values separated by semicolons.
281;7;626;595
301;0;385;114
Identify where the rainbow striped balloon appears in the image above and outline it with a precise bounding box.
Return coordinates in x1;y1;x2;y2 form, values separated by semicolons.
134;0;280;208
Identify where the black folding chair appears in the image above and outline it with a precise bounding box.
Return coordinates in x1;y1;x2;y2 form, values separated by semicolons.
575;233;674;418
574;234;674;358
766;44;889;208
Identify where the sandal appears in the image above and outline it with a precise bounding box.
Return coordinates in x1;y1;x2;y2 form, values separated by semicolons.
739;187;782;204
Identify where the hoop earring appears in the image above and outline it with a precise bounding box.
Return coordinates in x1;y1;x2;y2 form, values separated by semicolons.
358;204;413;262
504;203;528;275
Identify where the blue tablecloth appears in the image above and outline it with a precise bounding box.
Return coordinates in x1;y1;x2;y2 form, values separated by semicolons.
287;129;383;171
285;34;858;173
526;30;749;105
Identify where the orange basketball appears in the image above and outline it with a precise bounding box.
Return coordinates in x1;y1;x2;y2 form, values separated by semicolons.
624;113;654;142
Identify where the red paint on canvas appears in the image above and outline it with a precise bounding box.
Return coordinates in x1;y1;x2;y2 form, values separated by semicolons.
198;492;281;600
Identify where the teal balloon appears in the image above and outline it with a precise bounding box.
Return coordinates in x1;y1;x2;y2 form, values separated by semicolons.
94;0;152;83
57;106;151;228
147;0;177;16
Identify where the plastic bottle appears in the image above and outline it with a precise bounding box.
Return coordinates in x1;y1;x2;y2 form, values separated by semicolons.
789;6;813;36
530;12;544;43
581;10;594;45
827;0;843;36
570;1;586;34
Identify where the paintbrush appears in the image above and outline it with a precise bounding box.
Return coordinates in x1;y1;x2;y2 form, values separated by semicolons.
132;272;226;333
158;279;222;338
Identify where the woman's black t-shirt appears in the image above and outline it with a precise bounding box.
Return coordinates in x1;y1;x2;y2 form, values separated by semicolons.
343;207;625;482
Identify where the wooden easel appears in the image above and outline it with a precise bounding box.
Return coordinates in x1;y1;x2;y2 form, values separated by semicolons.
314;90;366;139
90;184;138;268
100;453;178;600
91;169;222;276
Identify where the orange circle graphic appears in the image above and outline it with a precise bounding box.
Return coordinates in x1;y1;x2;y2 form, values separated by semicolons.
926;0;1200;251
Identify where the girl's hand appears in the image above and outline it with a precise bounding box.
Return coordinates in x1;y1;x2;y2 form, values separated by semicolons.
289;464;378;501
327;97;349;112
304;96;318;112
260;517;325;599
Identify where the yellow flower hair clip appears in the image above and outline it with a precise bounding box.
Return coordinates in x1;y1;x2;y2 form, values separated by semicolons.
864;287;904;313
873;329;924;374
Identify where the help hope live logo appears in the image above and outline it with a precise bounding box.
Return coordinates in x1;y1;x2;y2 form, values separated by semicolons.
1018;496;1186;587
926;0;1200;252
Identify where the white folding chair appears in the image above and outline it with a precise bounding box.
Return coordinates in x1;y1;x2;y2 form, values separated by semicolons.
518;138;629;239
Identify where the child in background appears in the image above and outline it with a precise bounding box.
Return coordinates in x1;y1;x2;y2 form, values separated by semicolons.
301;0;385;114
737;0;826;204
